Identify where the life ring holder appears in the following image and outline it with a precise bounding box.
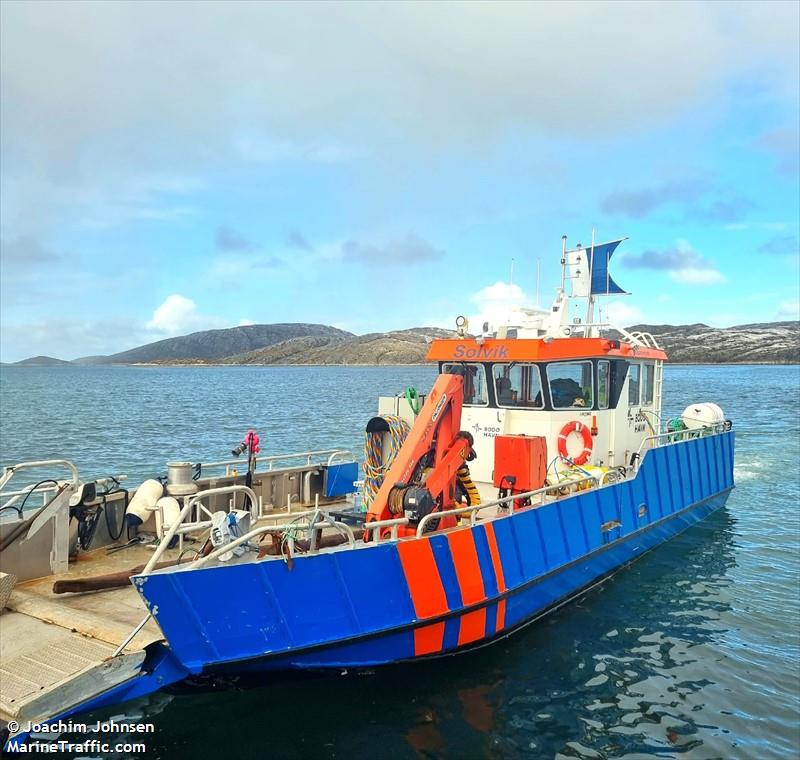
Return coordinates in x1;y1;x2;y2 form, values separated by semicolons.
557;421;593;466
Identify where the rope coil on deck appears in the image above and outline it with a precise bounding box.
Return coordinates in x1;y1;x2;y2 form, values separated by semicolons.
362;415;410;509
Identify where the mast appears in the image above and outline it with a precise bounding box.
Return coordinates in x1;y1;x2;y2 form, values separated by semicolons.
585;228;596;335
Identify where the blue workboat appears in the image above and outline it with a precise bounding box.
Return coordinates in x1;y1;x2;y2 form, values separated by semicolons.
0;235;734;745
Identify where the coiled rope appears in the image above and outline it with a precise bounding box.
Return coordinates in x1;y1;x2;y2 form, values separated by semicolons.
363;415;410;509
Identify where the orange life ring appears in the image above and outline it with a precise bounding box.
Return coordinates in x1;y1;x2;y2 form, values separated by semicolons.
558;421;593;465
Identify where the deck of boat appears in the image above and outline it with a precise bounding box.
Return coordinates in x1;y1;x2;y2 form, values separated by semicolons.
0;504;357;730
0;543;180;728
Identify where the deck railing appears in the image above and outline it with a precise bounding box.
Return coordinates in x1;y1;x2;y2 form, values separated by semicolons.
141;485;260;574
0;460;81;514
198;448;355;478
635;422;730;464
0;459;79;491
415;473;600;536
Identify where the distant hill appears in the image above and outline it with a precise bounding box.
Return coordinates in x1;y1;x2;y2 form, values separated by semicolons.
71;355;109;366
12;355;74;366
629;321;799;364
223;328;458;365
84;323;354;364
223;335;347;364
10;320;799;366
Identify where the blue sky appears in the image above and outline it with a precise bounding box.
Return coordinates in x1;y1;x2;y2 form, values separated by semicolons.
1;1;798;361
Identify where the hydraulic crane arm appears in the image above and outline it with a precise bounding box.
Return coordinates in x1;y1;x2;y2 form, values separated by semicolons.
365;372;475;536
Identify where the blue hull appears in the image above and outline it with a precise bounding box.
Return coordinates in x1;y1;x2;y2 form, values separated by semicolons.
134;432;735;674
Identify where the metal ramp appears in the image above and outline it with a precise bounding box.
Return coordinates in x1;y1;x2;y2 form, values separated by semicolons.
0;610;146;726
0;545;168;729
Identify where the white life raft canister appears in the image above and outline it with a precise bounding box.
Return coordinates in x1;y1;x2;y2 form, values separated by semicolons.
681;403;725;431
127;479;164;529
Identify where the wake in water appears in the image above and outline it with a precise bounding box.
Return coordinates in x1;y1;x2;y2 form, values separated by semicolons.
733;456;768;482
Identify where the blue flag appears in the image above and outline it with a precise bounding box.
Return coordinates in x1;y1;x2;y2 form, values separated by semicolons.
587;239;627;295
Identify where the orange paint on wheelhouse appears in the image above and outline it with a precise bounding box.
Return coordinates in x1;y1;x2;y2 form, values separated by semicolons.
426;337;667;363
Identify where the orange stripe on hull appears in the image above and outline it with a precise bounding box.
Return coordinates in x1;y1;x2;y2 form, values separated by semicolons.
496;599;506;632
458;608;487;646
397;539;449;619
414;622;445;656
483;523;506;592
446;529;486;606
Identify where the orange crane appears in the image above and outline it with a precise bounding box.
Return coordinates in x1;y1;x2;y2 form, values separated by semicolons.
365;372;476;539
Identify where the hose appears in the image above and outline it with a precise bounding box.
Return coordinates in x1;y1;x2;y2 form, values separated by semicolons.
76;507;101;551
362;415;410;509
17;479;59;513
405;387;421;416
456;464;480;506
95;476;129;542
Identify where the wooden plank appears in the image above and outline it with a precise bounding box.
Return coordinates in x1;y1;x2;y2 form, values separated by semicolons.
6;593;163;649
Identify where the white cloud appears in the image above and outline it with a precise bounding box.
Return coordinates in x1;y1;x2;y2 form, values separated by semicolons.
668;268;727;285
605;301;644;327
146;294;227;335
1;301;254;361
623;240;726;286
776;299;800;319
2;1;797;239
466;281;530;330
237;319;255;327
0;316;152;362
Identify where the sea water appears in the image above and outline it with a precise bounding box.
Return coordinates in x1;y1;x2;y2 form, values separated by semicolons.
1;364;798;759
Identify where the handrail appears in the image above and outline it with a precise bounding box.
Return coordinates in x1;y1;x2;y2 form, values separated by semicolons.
416;473;600;537
364;516;410;542
0;459;79;494
198;448;355;475
327;450;355;466
570;322;663;350
635;422;726;461
1;482;62;509
140;485;258;575
192;515;356;567
2;472;128;510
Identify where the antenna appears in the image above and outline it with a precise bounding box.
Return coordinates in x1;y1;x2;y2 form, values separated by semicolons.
510;257;515;287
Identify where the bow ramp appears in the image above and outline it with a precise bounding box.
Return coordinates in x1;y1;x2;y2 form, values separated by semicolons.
0;543;173;732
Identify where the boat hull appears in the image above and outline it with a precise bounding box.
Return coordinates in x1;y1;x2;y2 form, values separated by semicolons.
134;432;735;673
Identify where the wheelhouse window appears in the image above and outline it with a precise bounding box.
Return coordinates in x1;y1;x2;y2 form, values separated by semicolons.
598;360;610;410
441;362;489;406
493;363;544;408
628;364;641;405
641;362;655;405
547;361;593;409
